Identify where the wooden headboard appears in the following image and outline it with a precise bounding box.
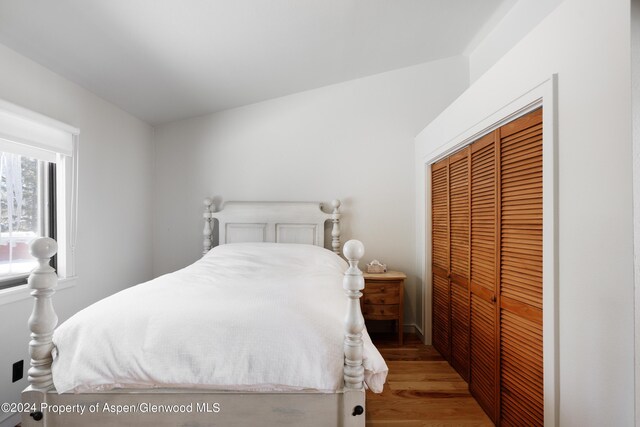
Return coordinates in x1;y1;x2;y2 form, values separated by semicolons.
202;198;341;255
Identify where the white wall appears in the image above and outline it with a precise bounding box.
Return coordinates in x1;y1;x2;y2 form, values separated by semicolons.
416;0;632;425
153;56;469;334
0;42;154;419
467;0;564;83
632;0;640;423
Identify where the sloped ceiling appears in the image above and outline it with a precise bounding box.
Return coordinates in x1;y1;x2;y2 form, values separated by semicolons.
0;0;514;124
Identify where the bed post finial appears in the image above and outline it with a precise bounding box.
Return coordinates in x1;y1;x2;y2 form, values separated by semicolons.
203;197;214;256
331;199;341;254
27;237;58;391
342;239;365;390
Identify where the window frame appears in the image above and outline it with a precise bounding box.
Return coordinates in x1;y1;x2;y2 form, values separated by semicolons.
0;99;79;304
0;160;57;290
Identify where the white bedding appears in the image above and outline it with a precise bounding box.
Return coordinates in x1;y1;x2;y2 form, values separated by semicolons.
52;243;388;394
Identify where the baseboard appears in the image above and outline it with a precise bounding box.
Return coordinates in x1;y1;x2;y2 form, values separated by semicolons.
402;324;416;334
402;324;424;341
0;411;20;427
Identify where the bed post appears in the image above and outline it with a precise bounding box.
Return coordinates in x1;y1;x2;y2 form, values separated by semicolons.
203;197;213;256
331;199;341;254
342;240;366;426
27;237;58;391
342;239;365;389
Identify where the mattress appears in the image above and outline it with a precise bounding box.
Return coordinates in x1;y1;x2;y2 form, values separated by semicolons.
51;243;388;394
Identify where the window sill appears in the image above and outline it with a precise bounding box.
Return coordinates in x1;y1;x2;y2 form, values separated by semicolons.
0;276;77;306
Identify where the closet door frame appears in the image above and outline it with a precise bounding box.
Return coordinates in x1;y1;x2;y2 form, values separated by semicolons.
421;75;558;427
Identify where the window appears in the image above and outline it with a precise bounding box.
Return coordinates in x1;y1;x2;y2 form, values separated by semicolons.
0;99;78;293
0;153;56;289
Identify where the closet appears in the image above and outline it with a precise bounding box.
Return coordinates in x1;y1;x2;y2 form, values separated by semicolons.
431;108;543;426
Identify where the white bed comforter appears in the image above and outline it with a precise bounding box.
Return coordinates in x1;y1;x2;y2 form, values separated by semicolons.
52;243;388;394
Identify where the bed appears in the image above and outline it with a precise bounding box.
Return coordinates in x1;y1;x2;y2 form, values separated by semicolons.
21;199;383;426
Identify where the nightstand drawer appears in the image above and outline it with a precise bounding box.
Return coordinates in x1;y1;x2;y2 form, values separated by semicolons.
363;304;400;319
364;295;400;305
363;281;401;304
365;281;401;295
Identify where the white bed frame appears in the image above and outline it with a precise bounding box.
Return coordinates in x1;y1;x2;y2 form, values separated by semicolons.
22;199;367;427
202;198;342;254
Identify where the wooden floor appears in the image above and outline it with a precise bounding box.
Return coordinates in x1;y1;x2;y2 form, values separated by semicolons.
366;333;493;427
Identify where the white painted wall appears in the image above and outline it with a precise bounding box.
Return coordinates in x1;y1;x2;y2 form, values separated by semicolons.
0;42;154;420
632;0;640;423
416;0;632;425
467;0;565;83
153;56;469;334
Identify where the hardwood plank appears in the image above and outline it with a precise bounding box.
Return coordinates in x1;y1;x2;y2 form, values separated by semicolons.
366;334;493;426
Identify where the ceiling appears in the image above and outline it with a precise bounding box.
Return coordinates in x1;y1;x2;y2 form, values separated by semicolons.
0;0;515;124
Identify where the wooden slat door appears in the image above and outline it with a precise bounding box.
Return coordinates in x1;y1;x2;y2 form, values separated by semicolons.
431;158;450;359
499;108;543;426
469;133;499;422
430;108;544;426
448;148;470;381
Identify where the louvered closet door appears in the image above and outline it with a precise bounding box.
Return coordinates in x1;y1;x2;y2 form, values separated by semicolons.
499;108;543;426
431;158;450;359
469;133;499;422
448;148;470;382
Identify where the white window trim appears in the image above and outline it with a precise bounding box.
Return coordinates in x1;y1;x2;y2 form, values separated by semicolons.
0;99;79;306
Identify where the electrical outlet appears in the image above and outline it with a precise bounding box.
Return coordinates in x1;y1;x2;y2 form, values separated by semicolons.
12;360;23;382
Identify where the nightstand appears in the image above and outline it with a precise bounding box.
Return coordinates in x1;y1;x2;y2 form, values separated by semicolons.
362;271;406;346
